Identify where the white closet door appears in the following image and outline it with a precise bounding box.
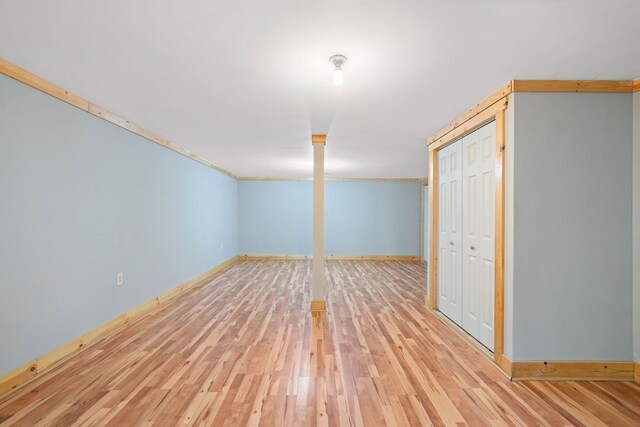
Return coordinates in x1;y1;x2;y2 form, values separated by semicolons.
438;145;449;317
462;131;480;338
477;123;496;350
438;140;462;324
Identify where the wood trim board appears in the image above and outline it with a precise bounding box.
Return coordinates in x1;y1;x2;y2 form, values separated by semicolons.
310;300;326;313
238;177;425;182
0;57;238;179
634;78;640;92
0;256;240;397
427;81;513;145
510;360;634;381
635;362;640;384
497;354;513;378
311;134;327;144
493;109;506;364
511;79;633;93
428;98;508;150
239;255;422;261
427;147;439;310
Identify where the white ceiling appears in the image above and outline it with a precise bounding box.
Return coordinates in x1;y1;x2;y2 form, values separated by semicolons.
1;0;639;179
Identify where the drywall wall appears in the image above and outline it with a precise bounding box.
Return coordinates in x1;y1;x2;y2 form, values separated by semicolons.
0;74;238;377
325;181;421;256
634;90;640;363
511;92;633;361
504;96;516;360
238;180;421;256
238;180;312;255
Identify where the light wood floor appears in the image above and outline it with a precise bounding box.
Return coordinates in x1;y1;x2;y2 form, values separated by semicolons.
1;259;639;426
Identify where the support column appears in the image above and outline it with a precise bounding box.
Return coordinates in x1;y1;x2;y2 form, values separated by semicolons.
311;134;326;313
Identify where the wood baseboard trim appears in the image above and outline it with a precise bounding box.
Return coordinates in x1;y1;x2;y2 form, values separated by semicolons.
511;360;634;381
240;254;312;260
0;256;239;397
327;255;421;261
635;362;640;383
496;354;513;378
238;177;424;182
240;255;421;261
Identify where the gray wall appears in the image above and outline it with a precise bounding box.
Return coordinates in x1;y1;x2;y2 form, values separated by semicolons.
511;92;633;361
238;180;422;256
634;91;640;363
0;74;239;377
504;97;516;360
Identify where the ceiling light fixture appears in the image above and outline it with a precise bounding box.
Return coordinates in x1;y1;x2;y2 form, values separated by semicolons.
329;54;347;86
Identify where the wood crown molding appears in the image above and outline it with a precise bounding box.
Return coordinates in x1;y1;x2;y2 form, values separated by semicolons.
512;79;633;93
0;256;240;397
427;79;637;148
510;360;634;381
0;57;238;179
427;81;512;145
311;134;327;144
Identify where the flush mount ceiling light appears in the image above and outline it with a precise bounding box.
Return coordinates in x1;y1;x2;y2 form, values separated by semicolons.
329;54;347;86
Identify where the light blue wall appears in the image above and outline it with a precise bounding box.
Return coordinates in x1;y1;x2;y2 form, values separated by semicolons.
511;92;633;361
238;181;312;255
239;180;421;256
326;181;421;256
0;74;238;377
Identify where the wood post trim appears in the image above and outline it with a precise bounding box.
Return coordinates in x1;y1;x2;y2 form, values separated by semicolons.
311;135;326;311
310;300;326;312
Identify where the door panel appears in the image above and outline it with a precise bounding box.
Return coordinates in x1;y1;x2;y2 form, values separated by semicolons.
462;133;480;337
438;141;462;324
438;146;449;315
477;122;496;350
438;122;495;351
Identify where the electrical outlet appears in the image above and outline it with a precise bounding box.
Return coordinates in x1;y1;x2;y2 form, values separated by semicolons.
116;272;124;286
220;242;224;250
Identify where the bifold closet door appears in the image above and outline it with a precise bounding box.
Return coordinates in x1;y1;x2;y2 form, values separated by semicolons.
438;140;462;324
462;122;496;351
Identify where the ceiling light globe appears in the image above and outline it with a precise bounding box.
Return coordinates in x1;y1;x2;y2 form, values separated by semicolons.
333;68;344;86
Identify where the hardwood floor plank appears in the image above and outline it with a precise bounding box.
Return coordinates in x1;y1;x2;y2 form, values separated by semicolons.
1;259;639;426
